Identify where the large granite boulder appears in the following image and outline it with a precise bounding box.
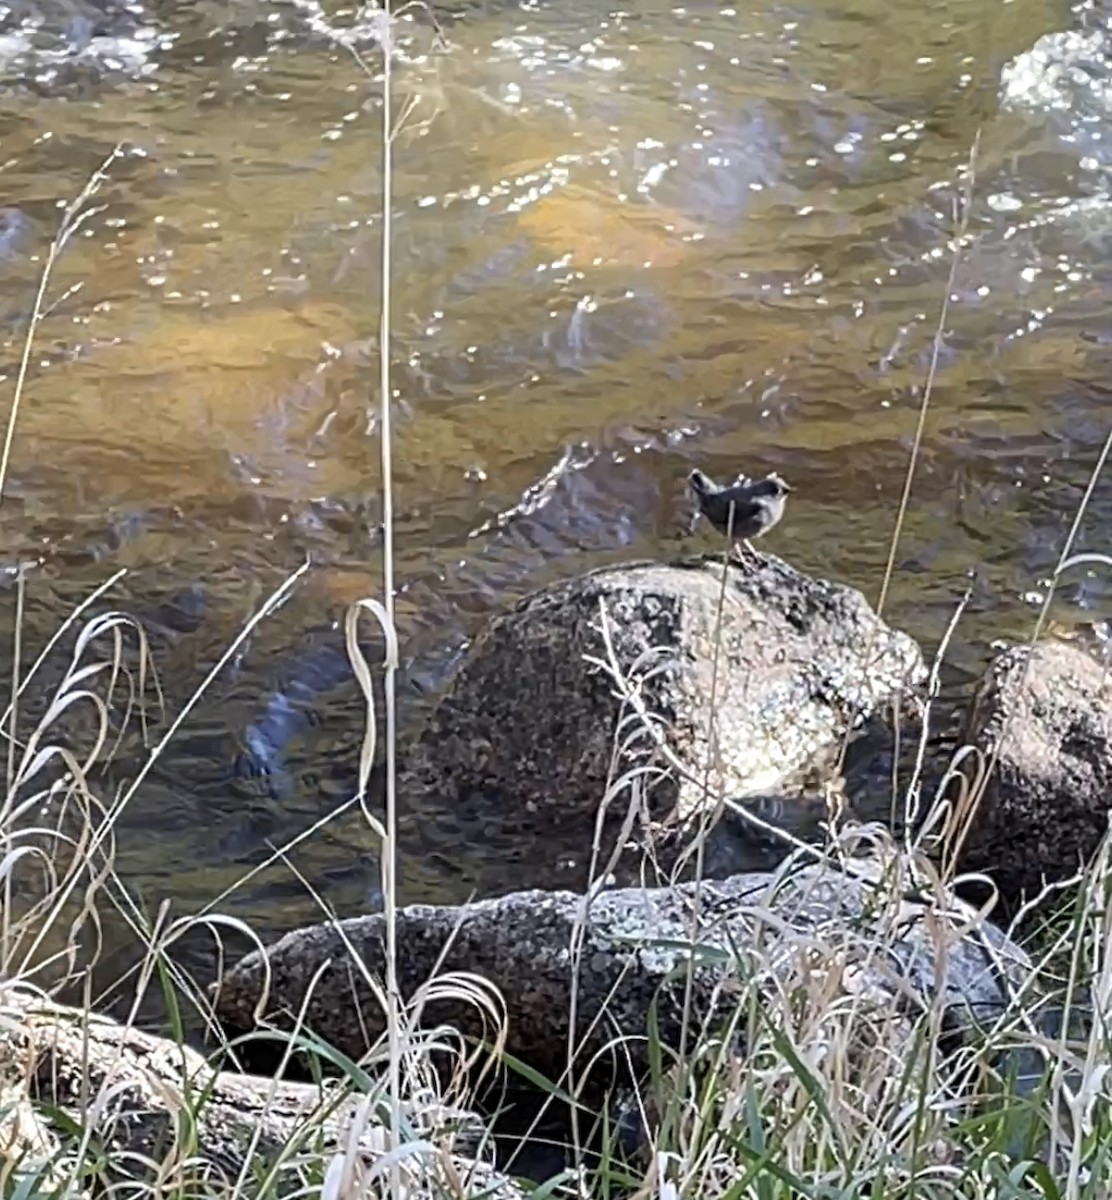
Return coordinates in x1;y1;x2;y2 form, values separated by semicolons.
402;554;927;834
211;858;1031;1091
957;636;1112;904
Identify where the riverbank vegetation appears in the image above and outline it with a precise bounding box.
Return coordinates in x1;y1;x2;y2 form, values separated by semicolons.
3;8;1112;1200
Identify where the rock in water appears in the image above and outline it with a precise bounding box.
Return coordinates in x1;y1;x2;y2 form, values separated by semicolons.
211;859;1031;1089
957;637;1112;905
404;554;926;828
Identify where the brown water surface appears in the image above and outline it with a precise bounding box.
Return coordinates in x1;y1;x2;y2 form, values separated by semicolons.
1;0;1110;1015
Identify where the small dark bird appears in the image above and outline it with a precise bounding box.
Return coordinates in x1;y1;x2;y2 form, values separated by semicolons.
688;467;791;563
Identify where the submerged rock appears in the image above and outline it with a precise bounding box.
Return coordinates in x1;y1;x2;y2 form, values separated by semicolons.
957;637;1112;905
402;553;926;837
211;857;1031;1089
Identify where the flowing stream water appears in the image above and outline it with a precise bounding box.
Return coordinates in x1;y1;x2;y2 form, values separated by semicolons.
1;0;1110;1018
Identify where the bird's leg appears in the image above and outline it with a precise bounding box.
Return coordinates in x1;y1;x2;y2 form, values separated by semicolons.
731;538;758;566
725;502;749;566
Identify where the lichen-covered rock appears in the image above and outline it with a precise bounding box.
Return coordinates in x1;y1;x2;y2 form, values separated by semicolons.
957;637;1112;903
212;859;1030;1089
403;554;926;828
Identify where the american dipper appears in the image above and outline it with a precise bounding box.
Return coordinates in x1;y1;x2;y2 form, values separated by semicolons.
688;467;791;562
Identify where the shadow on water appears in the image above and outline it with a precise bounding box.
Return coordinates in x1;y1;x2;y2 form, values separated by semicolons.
1;0;1111;1030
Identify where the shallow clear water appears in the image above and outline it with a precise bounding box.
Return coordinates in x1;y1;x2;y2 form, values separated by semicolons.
1;0;1110;1013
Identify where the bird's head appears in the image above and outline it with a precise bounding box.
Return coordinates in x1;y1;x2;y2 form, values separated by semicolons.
741;473;791;501
687;468;717;497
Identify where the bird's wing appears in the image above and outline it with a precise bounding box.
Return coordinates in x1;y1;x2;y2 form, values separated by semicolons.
708;489;761;528
720;479;758;503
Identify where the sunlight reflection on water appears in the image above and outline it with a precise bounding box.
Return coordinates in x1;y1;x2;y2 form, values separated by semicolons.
0;0;1109;1007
